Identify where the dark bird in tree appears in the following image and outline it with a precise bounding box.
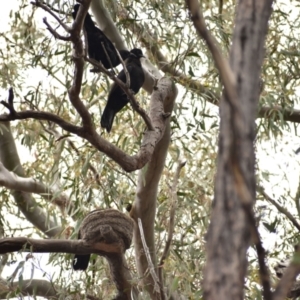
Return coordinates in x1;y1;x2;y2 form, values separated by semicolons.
72;4;130;69
101;48;145;133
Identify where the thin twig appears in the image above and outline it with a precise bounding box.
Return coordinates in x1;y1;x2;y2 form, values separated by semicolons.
115;48;130;88
137;218;162;296
158;160;186;300
258;185;300;232
43;18;70;41
31;0;70;32
44;2;69;15
61;133;102;187
33;0;93;129
101;42;116;73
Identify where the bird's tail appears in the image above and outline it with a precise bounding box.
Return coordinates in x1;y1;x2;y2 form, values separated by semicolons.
73;254;91;271
101;107;116;133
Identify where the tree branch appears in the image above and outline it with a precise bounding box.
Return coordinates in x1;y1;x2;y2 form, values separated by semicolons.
158;160;186;297
186;0;239;118
258;106;300;124
273;247;300;300
31;0;71;32
0;110;83;135
42;17;71;41
0;279;58;300
0;162;73;214
130;77;177;298
0;237;123;255
0;123;61;238
258;185;300;232
0;79;172;172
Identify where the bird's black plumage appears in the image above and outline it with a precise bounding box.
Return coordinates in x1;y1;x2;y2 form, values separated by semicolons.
101;49;145;133
72;229;91;270
73;254;91;271
72;4;130;69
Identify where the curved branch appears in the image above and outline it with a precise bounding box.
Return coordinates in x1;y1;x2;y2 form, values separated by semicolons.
0;123;61;238
0;162;73;213
0;111;83;134
0;78;173;172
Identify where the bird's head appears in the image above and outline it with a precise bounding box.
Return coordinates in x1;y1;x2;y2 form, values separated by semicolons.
130;48;144;59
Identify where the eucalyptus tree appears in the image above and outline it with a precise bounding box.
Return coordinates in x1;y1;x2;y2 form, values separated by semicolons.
0;0;300;299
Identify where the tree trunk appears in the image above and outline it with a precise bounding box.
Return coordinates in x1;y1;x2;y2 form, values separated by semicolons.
203;1;274;299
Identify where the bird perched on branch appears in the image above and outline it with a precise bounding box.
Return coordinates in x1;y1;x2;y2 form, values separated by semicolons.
101;48;145;133
72;4;130;69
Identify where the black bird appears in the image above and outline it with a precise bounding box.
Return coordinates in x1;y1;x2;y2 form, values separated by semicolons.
72;4;130;69
101;49;145;133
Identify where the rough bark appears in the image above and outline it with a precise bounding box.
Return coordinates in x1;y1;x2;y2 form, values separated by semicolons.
203;1;274;300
